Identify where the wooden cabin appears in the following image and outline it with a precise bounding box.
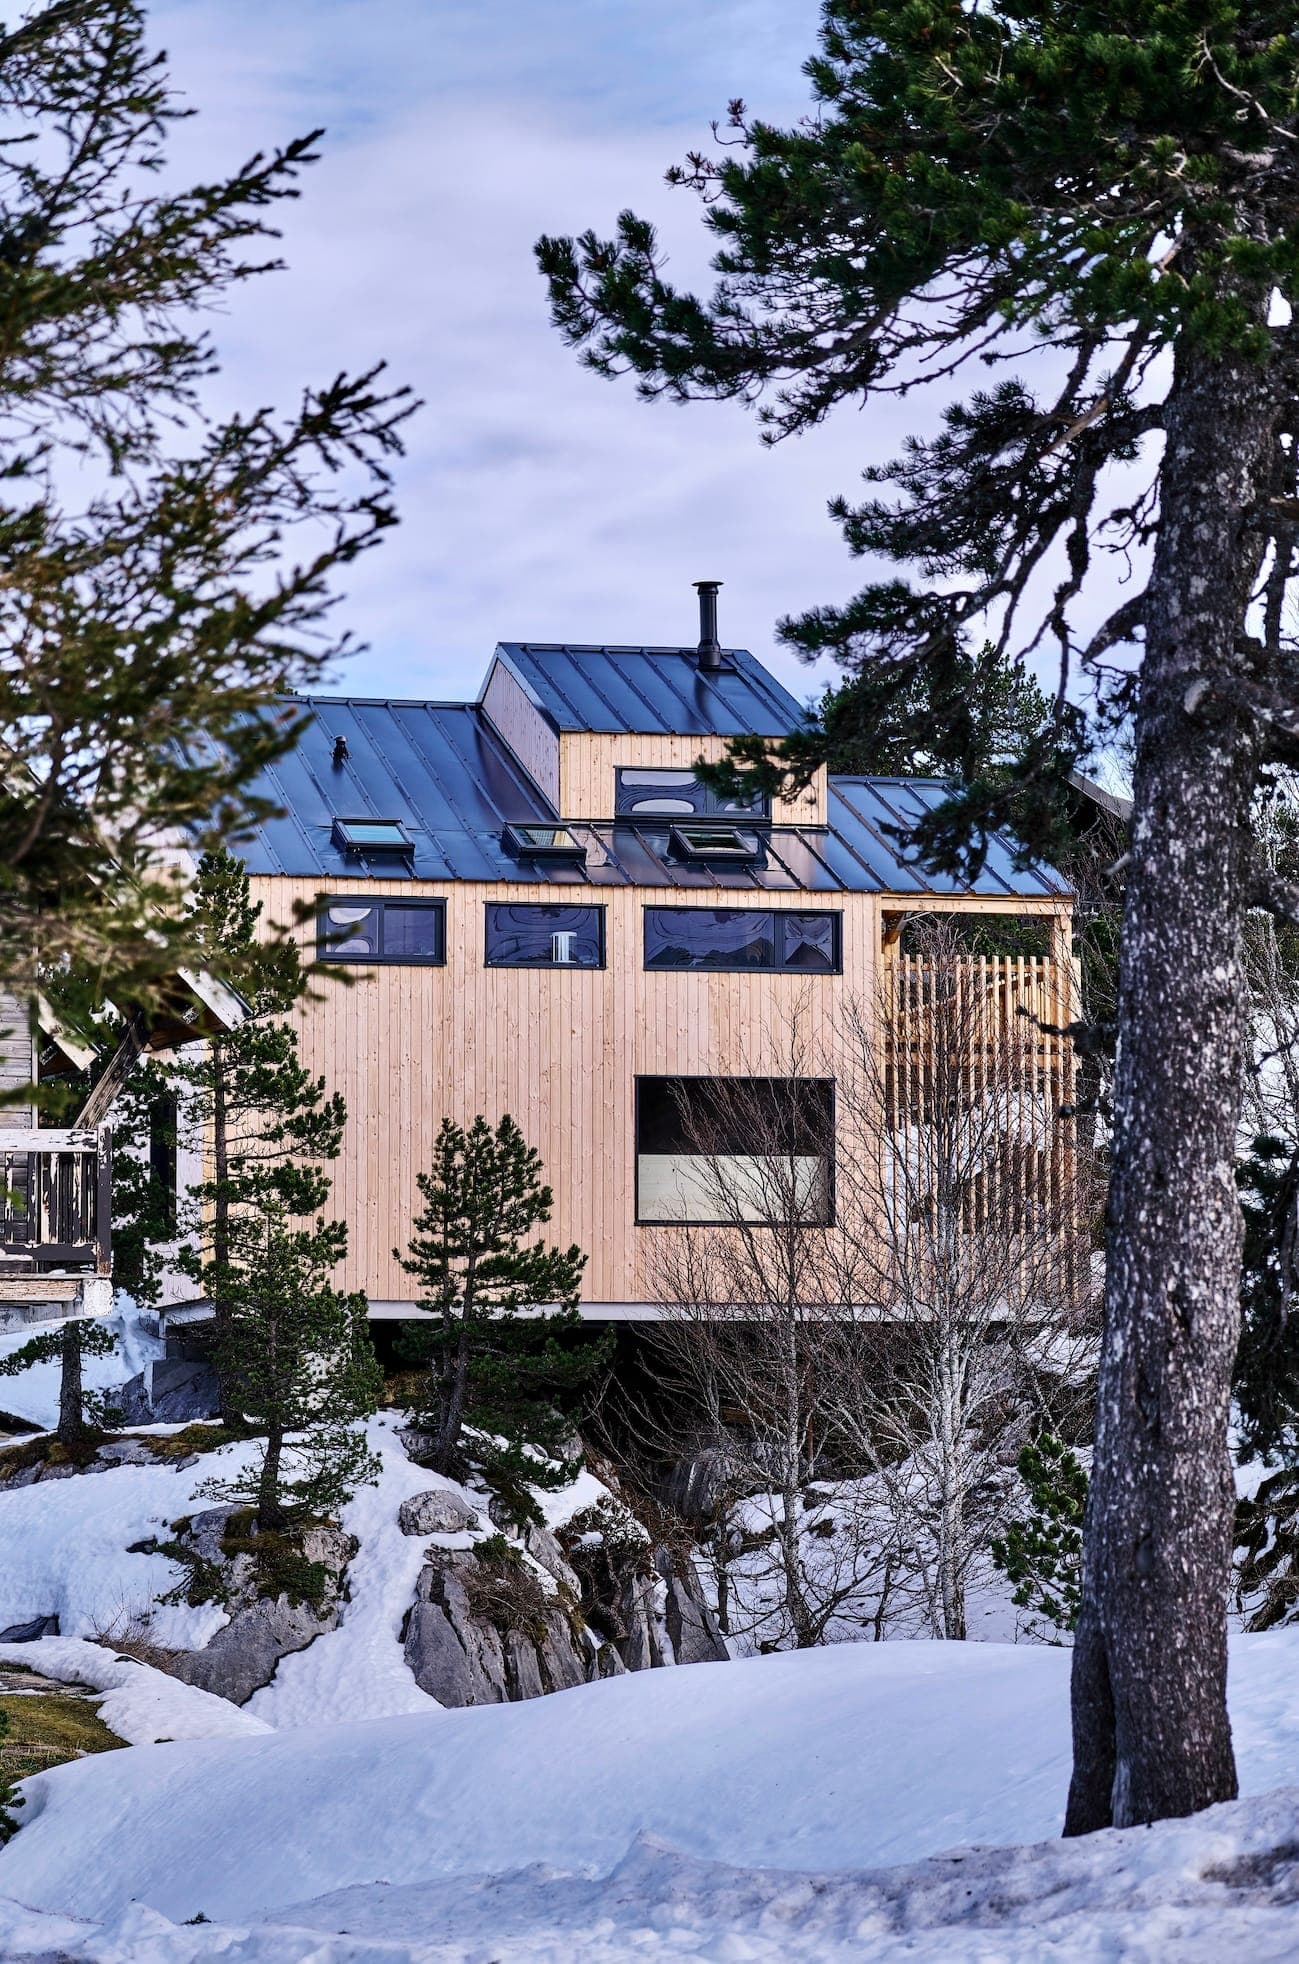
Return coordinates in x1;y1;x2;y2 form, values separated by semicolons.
144;604;1076;1327
153;608;1076;1325
0;991;112;1331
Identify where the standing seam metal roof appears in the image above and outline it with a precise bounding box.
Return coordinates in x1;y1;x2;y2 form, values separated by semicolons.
228;692;1068;900
491;642;809;738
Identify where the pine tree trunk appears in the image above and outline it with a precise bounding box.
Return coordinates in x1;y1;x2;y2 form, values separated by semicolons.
1065;342;1275;1834
432;1321;471;1475
257;1421;286;1532
57;1321;84;1448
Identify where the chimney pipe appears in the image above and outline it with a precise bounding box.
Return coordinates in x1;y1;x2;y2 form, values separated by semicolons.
694;580;723;671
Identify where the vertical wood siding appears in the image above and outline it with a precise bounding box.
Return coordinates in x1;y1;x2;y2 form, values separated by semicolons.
0;990;32;1123
480;661;561;806
252;878;1072;1311
557;733;827;828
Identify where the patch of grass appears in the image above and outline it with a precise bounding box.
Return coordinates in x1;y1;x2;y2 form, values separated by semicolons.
0;1429;105;1481
131;1423;249;1462
219;1512;332;1612
0;1692;125;1786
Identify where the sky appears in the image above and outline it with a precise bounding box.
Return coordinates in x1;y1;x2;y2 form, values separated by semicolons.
146;0;900;710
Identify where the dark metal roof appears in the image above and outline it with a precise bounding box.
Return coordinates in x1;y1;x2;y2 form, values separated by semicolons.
232;697;1068;900
490;643;808;738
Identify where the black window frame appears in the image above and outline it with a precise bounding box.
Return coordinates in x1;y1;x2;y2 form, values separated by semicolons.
614;767;769;821
331;816;415;861
642;906;842;975
484;902;607;970
148;1089;179;1238
634;1073;836;1227
668;822;764;866
316;894;446;966
502;822;588;864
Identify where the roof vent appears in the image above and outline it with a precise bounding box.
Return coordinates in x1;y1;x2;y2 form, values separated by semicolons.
694;580;724;672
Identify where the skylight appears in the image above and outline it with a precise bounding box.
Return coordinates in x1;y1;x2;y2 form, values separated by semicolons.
503;823;587;864
668;823;763;865
332;817;413;857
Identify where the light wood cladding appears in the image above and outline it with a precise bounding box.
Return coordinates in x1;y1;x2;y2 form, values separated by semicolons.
251;877;1072;1311
481;659;561;807
557;733;826;828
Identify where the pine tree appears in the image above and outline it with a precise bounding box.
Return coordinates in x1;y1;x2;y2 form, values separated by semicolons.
537;0;1299;1831
0;1318;118;1451
173;849;347;1425
705;639;1055;797
199;1208;381;1532
991;1436;1088;1642
0;2;412;1012
396;1115;607;1515
1235;1135;1299;1462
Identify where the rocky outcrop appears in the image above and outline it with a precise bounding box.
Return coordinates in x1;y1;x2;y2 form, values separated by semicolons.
114;1358;221;1427
557;1496;729;1672
398;1489;479;1536
0;1612;59;1641
402;1546;594;1706
163;1507;356;1707
0;1435;158;1489
657;1549;729;1665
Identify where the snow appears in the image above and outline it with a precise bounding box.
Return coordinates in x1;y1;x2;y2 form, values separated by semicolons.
246;1413;444;1727
0;1298;162;1430
0;1637;269;1743
0;1395;1297;1957
0;1431;264;1649
1;1639;1299;1958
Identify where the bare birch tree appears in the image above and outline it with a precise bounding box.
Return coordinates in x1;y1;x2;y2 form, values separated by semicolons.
821;918;1098;1641
638;925;1097;1649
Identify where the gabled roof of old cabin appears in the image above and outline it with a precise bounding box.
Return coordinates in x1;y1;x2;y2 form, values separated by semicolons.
489;642;806;738
230;682;1069;901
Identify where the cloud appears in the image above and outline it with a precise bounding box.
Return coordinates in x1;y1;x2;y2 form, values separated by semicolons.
147;0;912;706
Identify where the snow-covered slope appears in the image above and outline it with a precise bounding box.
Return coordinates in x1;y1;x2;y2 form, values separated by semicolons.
0;1637;270;1743
0;1303;162;1430
2;1630;1299;1960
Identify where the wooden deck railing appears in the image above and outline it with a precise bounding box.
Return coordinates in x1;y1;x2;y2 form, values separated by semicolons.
882;949;1085;1302
0;1127;112;1275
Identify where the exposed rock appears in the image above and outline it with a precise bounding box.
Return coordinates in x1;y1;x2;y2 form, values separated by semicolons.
661;1444;750;1526
656;1549;729;1664
93;1439;156;1469
403;1547;591;1708
0;1436;158;1490
163;1507;356;1707
617;1573;667;1673
485;1495;583;1595
397;1489;479;1536
0;1613;59;1642
114;1358;221;1427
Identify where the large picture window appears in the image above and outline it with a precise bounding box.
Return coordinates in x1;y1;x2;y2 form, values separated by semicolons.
636;1076;834;1224
615;768;767;819
317;897;445;965
643;908;840;974
485;903;604;968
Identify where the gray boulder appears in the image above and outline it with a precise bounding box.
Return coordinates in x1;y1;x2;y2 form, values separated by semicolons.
164;1508;355;1706
397;1489;479;1536
0;1613;59;1642
402;1547;590;1708
485;1496;582;1595
657;1549;729;1664
113;1358;220;1427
